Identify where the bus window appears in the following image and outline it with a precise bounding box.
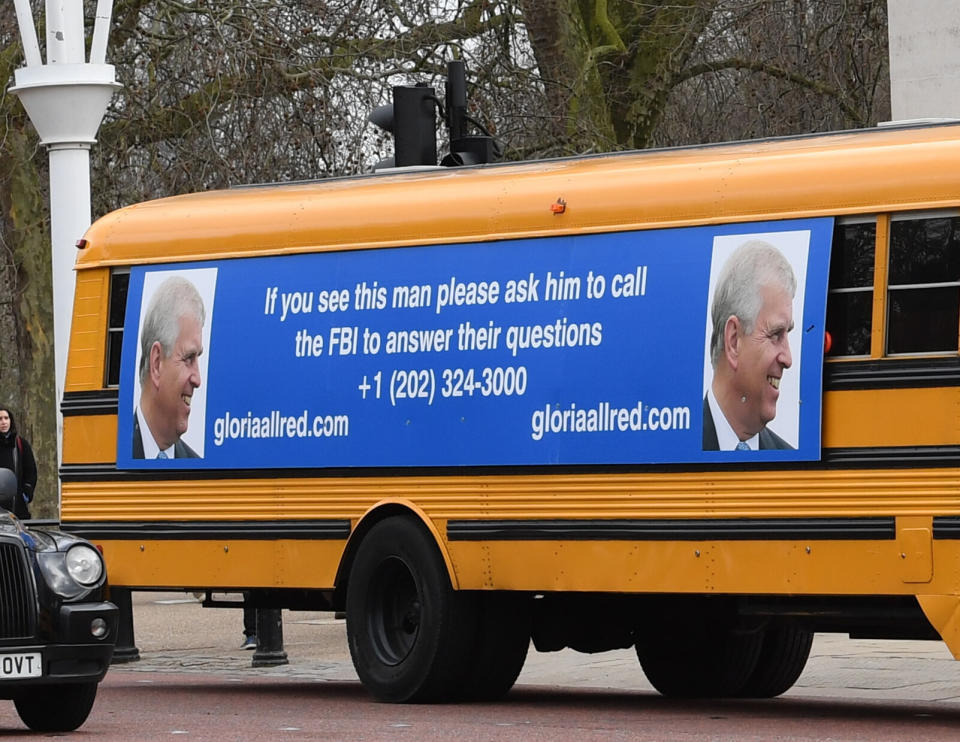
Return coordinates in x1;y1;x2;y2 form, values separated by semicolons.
887;214;960;354
826;218;875;356
105;270;129;387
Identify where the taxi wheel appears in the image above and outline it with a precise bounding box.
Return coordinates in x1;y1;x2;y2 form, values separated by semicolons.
15;682;97;731
346;516;476;702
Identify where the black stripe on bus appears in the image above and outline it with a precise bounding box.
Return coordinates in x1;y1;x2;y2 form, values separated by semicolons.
824;357;960;391
822;446;960;467
58;444;960;482
60;520;352;541
933;517;960;539
446;517;896;541
61;389;119;416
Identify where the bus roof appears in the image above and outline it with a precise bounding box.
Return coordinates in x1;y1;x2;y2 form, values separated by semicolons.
77;122;960;268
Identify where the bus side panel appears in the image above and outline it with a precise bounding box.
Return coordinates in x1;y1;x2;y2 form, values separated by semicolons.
92;539;346;590
66;268;110;392
62;415;116;464
62;465;960;596
823;388;960;447
445;537;959;595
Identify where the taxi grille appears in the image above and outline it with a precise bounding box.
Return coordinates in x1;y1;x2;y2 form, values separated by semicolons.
0;540;35;639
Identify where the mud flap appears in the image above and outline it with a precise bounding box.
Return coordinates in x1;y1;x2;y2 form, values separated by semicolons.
916;595;960;659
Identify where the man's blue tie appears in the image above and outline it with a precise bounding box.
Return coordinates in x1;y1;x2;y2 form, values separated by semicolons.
735;441;750;451
157;451;168;459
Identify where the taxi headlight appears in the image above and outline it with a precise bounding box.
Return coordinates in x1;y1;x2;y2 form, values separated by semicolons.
38;545;105;598
65;544;104;586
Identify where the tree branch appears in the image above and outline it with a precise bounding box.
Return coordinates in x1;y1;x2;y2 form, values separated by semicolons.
594;0;626;53
679;57;864;124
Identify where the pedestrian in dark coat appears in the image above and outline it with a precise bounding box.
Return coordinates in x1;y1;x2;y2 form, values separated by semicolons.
0;407;37;519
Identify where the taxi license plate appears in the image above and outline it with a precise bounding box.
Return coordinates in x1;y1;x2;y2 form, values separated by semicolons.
0;652;42;679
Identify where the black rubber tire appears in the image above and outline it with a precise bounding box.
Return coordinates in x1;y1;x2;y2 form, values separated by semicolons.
14;682;97;731
346;516;476;703
459;592;530;701
637;621;763;698
737;620;813;698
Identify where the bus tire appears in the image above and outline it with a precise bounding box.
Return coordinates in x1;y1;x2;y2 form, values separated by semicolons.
459;592;530;701
737;620;813;698
346;516;475;703
636;624;763;698
14;682;97;732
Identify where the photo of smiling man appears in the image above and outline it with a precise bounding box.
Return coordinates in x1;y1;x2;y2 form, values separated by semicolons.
703;239;803;451
133;271;215;459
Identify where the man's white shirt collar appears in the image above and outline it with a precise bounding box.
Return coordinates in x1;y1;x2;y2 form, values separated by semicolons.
136;406;175;459
707;387;759;451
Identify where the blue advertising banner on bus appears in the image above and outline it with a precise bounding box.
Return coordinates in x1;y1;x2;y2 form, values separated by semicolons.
116;217;833;469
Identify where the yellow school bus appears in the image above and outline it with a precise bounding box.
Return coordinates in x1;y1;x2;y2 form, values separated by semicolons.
62;122;960;702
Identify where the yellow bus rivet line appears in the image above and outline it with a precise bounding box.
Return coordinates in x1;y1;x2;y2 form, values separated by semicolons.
139;545;144;552
224;546;229;553
806;546;811;554
695;549;701;557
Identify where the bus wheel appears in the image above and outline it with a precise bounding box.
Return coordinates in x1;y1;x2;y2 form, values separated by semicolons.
346;516;475;703
14;682;97;731
737;620;813;698
459;592;530;701
636;624;763;698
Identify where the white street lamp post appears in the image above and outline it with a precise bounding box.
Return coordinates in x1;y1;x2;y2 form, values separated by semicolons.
9;0;121;472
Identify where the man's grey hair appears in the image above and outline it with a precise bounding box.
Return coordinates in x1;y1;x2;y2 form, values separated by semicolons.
709;240;796;368
138;275;206;384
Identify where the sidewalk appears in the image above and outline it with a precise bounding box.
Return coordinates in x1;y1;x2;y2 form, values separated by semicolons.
123;591;960;703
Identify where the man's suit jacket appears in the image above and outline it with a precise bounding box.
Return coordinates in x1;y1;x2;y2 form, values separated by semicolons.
132;411;200;459
702;395;793;451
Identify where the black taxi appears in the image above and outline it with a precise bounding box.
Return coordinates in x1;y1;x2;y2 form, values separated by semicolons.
0;469;117;732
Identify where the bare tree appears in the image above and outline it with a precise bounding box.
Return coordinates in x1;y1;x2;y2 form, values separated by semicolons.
656;0;890;146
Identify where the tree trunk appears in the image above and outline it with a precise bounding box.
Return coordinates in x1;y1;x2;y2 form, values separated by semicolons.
519;0;618;154
0;120;57;519
519;0;717;153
